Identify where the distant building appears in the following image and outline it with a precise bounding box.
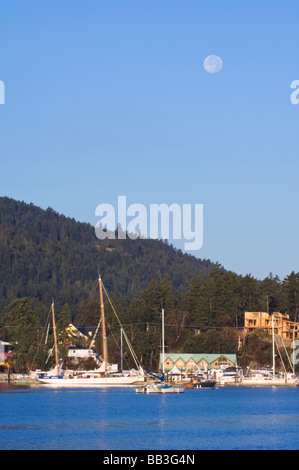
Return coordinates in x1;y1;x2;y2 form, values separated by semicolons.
160;353;237;372
244;312;299;341
65;323;90;343
0;342;12;366
67;349;97;359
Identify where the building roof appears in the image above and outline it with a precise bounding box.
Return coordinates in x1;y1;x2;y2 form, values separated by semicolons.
160;353;237;365
65;323;89;341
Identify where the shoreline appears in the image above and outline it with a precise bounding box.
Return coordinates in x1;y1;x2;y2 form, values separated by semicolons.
220;382;298;387
1;378;298;388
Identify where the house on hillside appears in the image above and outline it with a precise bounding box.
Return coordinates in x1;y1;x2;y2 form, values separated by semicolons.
244;312;299;341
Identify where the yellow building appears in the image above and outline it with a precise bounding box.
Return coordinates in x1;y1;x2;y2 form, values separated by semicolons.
160;353;237;372
244;311;299;341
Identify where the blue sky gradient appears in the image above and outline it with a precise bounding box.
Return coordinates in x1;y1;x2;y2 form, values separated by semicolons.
0;0;298;280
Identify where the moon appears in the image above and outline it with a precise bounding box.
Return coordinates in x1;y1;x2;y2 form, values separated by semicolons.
203;55;223;74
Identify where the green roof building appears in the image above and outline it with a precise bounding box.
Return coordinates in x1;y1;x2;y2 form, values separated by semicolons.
160;353;237;372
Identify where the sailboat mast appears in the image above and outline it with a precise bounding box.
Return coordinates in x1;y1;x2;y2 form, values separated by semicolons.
272;315;275;378
99;276;108;373
121;328;123;372
162;308;165;375
51;300;60;375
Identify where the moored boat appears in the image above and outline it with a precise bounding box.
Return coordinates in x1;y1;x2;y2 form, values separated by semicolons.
136;382;184;394
135;308;184;394
185;378;217;389
37;277;145;387
38;371;143;387
193;379;217;389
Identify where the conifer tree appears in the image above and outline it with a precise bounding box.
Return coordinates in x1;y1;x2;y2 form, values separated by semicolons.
2;298;41;373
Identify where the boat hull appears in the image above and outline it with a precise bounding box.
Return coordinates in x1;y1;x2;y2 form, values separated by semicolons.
136;384;184;394
185;380;217;389
38;375;144;387
193;380;217;389
147;386;184;394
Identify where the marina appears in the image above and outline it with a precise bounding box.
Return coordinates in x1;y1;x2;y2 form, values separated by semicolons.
0;0;298;455
2;370;298;388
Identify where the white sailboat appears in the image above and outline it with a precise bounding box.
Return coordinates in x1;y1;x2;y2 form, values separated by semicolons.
136;309;184;394
37;277;145;387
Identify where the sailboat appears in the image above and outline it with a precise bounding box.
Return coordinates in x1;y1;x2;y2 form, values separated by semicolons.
135;309;184;394
37;276;145;387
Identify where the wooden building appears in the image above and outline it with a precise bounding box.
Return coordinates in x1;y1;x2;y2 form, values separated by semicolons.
244;311;299;341
160;353;237;372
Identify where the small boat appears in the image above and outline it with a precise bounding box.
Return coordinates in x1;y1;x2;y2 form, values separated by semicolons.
184;378;217;389
136;382;184;394
219;366;243;384
193;379;217;389
135;309;184;394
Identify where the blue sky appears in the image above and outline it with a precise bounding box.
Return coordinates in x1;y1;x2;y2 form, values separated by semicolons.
0;0;298;280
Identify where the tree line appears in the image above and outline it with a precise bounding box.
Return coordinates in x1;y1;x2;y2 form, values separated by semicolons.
0;196;216;313
1;267;299;374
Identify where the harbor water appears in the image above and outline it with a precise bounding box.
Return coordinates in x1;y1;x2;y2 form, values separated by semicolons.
1;384;299;450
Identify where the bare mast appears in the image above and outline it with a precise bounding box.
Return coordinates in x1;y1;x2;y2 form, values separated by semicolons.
51;300;60;375
272;314;275;378
99;276;108;373
162;308;165;376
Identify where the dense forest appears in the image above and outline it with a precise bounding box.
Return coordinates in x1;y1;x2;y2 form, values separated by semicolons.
1;197;299;374
0;197;216;311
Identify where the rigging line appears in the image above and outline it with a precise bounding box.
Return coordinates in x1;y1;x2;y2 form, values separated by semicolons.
79;281;99;316
88;317;102;352
44;306;52;327
85;302;138;367
111;316;139;370
45;345;54;365
121;328;140;371
274;336;286;374
45;321;50;345
102;282;142;371
278;330;295;374
104;319;132;371
43;305;52;345
28;305;52;372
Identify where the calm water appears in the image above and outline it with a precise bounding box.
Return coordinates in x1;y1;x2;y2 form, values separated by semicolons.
0;385;299;450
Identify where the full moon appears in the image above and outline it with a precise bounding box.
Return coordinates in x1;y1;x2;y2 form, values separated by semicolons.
203;55;223;74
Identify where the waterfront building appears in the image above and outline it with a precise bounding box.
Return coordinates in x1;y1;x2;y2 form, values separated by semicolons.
160;353;237;372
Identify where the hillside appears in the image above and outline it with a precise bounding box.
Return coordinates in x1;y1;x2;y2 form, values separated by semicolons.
2;197;299;373
0;197;217;312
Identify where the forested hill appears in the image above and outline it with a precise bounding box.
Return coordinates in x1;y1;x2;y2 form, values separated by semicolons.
2;196;299;373
0;196;217;310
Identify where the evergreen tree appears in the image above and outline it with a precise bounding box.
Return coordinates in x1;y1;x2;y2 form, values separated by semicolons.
2;298;41;373
56;303;72;332
258;275;281;313
281;271;299;320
